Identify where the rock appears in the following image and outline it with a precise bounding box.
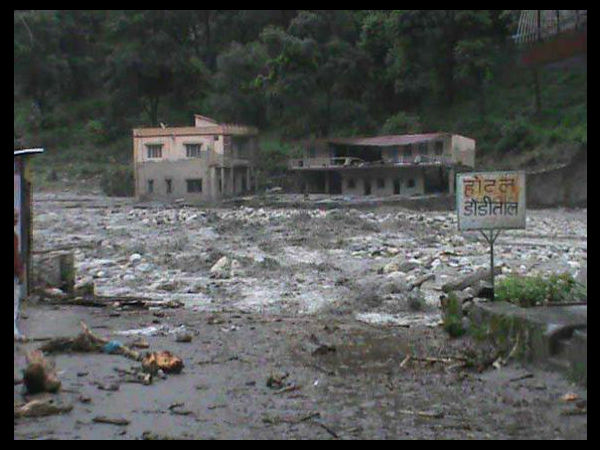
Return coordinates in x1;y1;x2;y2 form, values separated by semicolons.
137;263;153;273
129;253;142;265
378;273;409;295
175;332;193;343
382;261;400;274
42;287;67;298
74;280;95;296
210;256;230;279
461;317;471;332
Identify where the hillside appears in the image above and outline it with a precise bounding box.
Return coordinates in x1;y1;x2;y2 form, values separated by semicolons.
14;11;586;194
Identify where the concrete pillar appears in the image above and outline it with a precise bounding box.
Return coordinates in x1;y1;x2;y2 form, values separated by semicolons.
210;167;218;201
221;167;226;197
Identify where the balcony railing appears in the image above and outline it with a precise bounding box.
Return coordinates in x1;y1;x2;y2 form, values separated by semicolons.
288;155;451;170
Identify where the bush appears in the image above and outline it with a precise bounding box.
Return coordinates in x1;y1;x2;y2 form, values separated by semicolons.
100;166;134;197
495;273;586;307
442;292;466;338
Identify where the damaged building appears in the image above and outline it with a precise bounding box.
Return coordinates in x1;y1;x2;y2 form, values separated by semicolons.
133;115;258;202
289;133;475;196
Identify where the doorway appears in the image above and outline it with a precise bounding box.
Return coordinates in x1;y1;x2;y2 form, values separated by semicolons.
364;179;372;195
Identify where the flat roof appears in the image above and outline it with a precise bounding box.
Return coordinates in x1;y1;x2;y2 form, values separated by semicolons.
325;133;450;147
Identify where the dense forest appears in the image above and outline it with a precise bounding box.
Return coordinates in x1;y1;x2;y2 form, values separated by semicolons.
14;10;587;191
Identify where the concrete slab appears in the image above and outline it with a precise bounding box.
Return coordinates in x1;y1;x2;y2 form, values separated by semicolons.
468;301;587;384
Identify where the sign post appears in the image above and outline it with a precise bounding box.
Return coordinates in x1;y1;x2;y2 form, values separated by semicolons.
456;171;526;300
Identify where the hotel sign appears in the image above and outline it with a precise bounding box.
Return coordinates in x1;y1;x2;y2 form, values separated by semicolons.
457;171;526;231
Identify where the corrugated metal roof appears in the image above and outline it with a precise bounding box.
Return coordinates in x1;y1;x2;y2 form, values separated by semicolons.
325;133;447;147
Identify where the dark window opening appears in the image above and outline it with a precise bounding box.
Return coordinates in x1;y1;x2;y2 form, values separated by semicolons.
146;145;163;159
165;179;172;194
364;179;372;195
185;144;202;158
347;178;356;189
186;179;203;193
418;143;428;156
377;178;385;189
407;178;416;188
147;179;154;193
434;141;444;156
394;179;401;194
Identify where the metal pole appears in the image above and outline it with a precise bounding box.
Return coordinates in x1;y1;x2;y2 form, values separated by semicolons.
490;231;495;301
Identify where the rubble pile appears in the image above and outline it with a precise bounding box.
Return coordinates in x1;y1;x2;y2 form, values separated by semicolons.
33;194;587;324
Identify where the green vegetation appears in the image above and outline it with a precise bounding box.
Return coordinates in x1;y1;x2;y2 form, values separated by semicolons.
14;11;586;192
495;273;587;307
442;292;466;338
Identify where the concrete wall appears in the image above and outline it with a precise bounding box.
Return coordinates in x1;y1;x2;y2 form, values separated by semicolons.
133;134;223;164
451;135;476;167
527;148;587;207
136;160;212;201
340;168;425;196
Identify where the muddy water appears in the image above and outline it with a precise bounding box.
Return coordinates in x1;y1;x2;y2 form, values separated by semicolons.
14;193;587;439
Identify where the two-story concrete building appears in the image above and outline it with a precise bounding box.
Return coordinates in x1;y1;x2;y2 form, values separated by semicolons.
133;115;258;202
289;133;475;197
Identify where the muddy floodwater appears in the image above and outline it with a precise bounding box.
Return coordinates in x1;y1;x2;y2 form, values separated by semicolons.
14;192;587;439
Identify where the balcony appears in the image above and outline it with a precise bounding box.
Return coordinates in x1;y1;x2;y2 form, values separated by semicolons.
209;152;251;168
288;155;451;170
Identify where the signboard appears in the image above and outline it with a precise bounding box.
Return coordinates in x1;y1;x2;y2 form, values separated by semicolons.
457;171;526;231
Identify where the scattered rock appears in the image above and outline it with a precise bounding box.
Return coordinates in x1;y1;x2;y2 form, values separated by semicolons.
175;332;193;343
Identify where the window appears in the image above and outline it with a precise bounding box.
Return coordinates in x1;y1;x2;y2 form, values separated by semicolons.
165;179;172;194
147;179;154;193
186;179;203;193
403;145;412;160
185;144;203;158
418;143;428;156
377;178;385;189
407;178;415;188
146;144;163;159
347;178;356;189
434;141;444;156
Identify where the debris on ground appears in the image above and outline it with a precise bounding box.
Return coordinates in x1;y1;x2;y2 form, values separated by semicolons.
39;322;141;361
130;337;150;349
266;371;290;389
561;392;580;402
22;350;61;394
92;416;130;426
14;398;73;418
142;351;184;374
175;331;193;343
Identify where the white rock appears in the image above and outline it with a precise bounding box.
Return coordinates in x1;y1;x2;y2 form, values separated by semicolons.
129;253;142;264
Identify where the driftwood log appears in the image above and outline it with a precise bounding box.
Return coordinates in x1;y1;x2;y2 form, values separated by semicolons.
441;267;502;293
